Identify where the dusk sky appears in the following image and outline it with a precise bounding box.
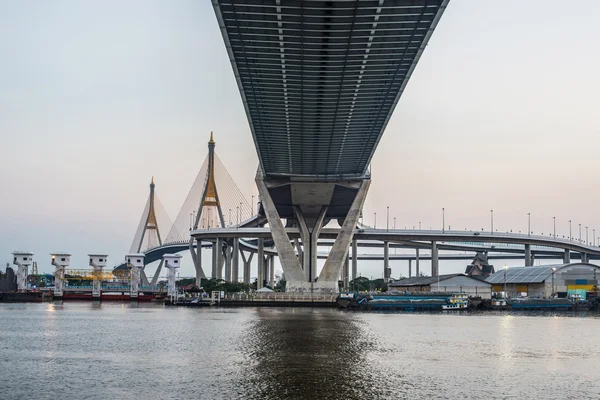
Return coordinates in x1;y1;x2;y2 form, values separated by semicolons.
1;1;599;277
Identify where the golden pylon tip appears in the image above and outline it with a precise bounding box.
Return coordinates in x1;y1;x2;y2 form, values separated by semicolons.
209;131;215;144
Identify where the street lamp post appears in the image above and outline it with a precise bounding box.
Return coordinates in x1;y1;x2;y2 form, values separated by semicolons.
393;217;396;230
586;226;589;245
442;208;445;233
490;210;494;235
229;208;232;227
579;224;582;242
251;195;254;215
386;206;389;232
553;217;556;238
569;220;572;241
374;213;377;229
419;221;421;230
527;213;531;237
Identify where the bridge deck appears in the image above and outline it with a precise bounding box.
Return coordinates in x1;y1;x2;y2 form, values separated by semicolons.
213;0;449;177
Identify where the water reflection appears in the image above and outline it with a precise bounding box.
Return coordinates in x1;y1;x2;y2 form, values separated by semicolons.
240;308;381;400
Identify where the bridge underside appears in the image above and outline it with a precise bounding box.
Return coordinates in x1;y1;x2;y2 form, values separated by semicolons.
213;0;449;291
213;0;449;177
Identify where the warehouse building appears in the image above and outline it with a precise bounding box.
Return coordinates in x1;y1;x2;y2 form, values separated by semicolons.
388;274;492;299
485;263;600;299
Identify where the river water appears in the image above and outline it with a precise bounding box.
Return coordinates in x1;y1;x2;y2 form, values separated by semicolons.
0;303;598;399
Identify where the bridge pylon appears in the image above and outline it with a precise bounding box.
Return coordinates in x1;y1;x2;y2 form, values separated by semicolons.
129;177;173;285
188;132;227;285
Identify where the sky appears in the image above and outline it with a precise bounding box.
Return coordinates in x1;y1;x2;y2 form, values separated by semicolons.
1;1;599;279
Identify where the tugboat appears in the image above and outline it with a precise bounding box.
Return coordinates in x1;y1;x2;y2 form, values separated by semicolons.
442;293;470;310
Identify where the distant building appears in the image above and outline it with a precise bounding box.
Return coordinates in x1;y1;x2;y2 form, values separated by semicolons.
0;267;17;292
388;274;492;299
465;252;495;278
486;263;600;299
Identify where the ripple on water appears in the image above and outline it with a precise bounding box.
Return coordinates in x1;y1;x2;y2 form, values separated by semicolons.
0;304;599;400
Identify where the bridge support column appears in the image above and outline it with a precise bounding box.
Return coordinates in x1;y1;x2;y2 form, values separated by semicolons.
224;240;232;282
343;254;349;291
318;179;371;293
295;205;327;284
269;254;275;288
408;259;412;278
256;171;307;290
257;238;264;289
352;239;358;281
416;248;420;276
431;241;439;277
563;249;571;264
525;244;532;266
191;239;206;286
582;253;589;263
216;238;224;279
232;239;240;283
211;241;218;278
294;239;303;269
383;241;390;281
241;250;253;285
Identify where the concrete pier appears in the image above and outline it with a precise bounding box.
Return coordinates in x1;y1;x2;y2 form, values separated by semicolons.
525;244;532;266
416;248;420;276
352;239;358;281
232;239;240;283
211;241;218;278
383;241;390;280
431;241;439;276
563;249;571;264
257;238;264;289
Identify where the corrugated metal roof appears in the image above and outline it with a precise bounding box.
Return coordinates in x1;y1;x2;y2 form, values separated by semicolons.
213;0;449;177
485;265;565;284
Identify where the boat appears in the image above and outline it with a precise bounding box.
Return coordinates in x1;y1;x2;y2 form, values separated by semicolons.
442;293;470;310
507;297;573;310
337;291;454;311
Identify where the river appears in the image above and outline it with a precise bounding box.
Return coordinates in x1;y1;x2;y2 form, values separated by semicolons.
0;303;598;399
